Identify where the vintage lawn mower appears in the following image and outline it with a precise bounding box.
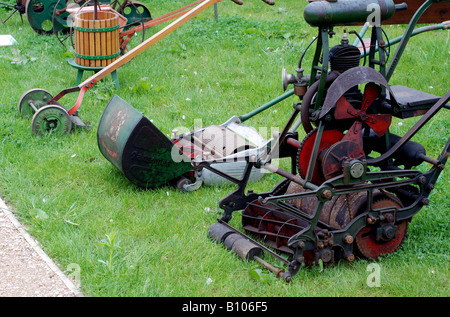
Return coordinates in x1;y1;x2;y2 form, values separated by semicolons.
96;0;448;192
202;0;450;281
97;0;449;280
17;0;274;137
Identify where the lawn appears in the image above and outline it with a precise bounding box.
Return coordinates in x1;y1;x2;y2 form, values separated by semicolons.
0;0;448;297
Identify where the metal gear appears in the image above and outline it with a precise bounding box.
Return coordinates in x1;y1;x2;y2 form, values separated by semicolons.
354;196;408;260
296;128;343;185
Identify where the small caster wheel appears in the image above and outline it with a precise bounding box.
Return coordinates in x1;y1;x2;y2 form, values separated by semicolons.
175;176;193;191
31;105;73;136
18;88;53;118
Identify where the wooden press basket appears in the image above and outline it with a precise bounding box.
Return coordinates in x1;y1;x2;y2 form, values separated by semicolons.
73;11;120;67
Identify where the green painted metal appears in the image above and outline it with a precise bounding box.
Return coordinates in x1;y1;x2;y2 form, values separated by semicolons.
97;95;192;188
119;1;152;31
17;88;53;118
74;51;121;60
238;89;295;123
303;0;396;27
31;105;73;136
73;24;120;32
25;0;68;34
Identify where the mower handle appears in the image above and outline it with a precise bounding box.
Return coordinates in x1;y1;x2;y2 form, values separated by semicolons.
395;2;408;11
231;0;275;5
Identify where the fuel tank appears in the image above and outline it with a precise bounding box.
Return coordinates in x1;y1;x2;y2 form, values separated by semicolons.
303;0;396;27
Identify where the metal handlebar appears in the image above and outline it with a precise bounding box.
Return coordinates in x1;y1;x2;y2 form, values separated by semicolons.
395;2;408;11
231;0;275;5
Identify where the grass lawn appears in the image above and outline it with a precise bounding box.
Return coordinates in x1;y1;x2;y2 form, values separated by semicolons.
0;0;448;297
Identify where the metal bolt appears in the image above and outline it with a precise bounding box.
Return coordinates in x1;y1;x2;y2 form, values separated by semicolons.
418;176;427;184
427;184;434;191
321;190;332;199
346;254;355;262
343;234;354;244
385;213;394;223
317;241;324;249
421;198;429;206
321;249;332;262
367;216;376;225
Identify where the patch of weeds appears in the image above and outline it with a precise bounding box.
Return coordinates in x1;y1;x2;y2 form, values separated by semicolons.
0;47;37;65
248;268;273;283
91;80;116;102
159;42;187;55
98;230;122;272
129;77;165;95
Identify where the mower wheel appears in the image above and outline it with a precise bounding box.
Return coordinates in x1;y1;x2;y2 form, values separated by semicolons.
175;176;193;191
31;104;73;136
354;196;408;260
18;88;53;118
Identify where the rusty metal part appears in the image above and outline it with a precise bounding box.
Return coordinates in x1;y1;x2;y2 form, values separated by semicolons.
253;256;284;278
321;140;366;180
297;129;344;185
242;201;310;255
355;196;408;260
320;66;398;119
300;70;340;133
335;83;392;149
285;181;368;229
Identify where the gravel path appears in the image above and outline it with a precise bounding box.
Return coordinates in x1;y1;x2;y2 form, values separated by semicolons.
0;198;83;297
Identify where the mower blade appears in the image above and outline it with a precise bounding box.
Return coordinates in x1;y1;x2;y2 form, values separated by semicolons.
97;95;192;188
